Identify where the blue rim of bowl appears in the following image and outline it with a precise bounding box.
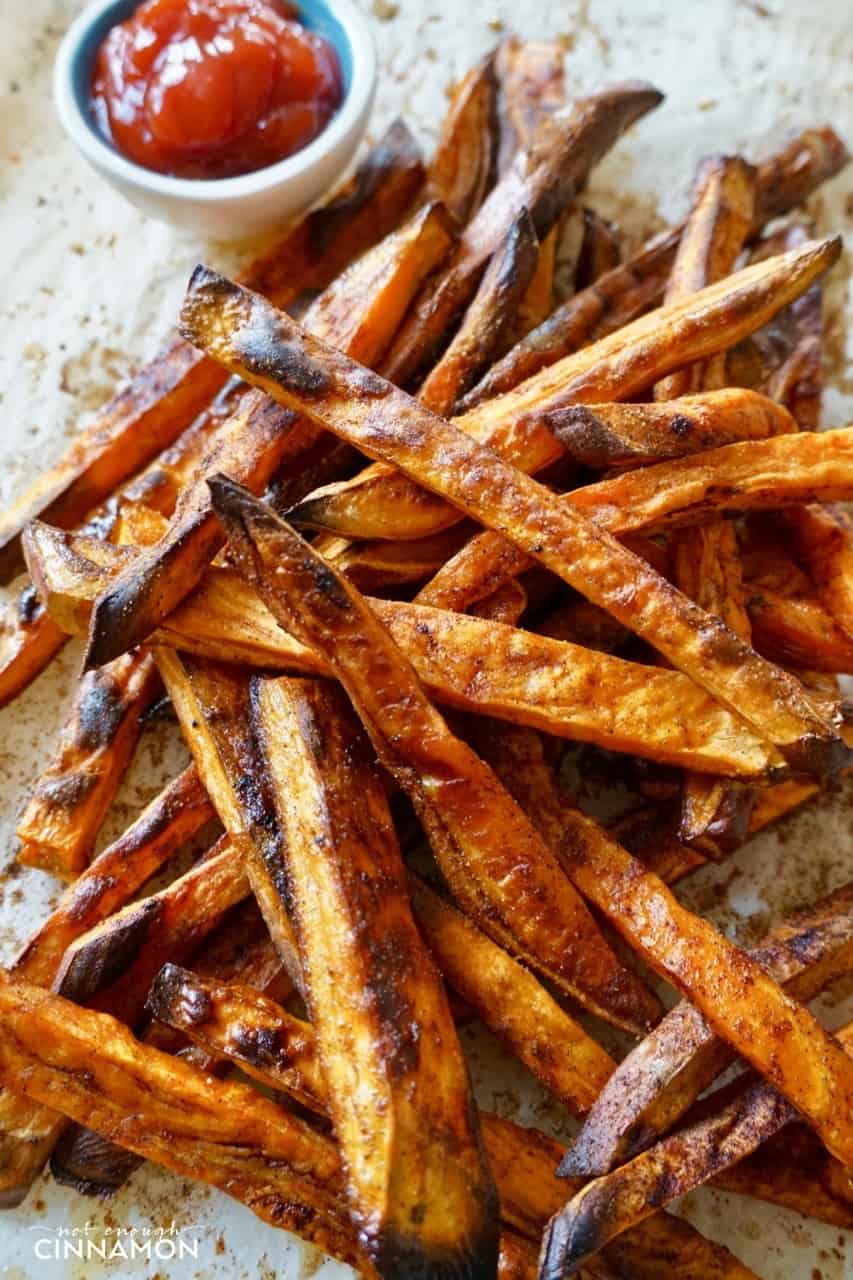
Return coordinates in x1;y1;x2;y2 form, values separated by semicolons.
53;0;376;201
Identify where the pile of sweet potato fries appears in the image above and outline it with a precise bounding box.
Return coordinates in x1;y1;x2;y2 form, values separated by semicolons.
2;35;853;1280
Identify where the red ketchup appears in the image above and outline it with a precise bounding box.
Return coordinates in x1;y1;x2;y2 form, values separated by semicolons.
90;0;343;180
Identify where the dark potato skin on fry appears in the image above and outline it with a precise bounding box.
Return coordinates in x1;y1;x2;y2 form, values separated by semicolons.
208;478;663;1034
181;263;845;776
253;676;500;1280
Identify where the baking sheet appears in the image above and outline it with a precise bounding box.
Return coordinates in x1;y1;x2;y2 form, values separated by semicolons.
1;1;852;1277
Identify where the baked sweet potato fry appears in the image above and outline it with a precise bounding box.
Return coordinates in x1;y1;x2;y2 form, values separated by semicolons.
785;502;853;639
550;389;796;468
210;479;661;1034
474;719;853;1168
16;651;162;876
0;589;66;709
710;1123;853;1228
463;125;849;406
0;973;366;1269
253;675;499;1280
331;526;472;592
418;208;540;415
22;524;783;776
183;268;845;776
85;201;456;671
428;53;498;225
470;578;528;625
406;873;616;1115
52;900;288;1197
380;82;663;387
575;209;622;292
54;836;248;1014
147;972;760;1280
0;120;424;586
288;235;839;546
0;764;212;1206
655;154;756;399
154;650;303;991
541;1021;853;1277
563;879;853;1177
747;584;853;673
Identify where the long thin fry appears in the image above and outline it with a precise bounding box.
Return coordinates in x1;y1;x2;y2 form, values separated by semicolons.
473;718;853;1168
563;879;853;1177
26;525;780;776
210;479;662;1034
287;237;838;546
710;1124;853;1229
0;122;424;584
463;125;849;406
415;421;853;626
182;266;845;775
85;201;456;671
550;388;796;468
16;651;162;876
540;1021;853;1277
253;675;499;1278
428;53;498;225
380;82;663;387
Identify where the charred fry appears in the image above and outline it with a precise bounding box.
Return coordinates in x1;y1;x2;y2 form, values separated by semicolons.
26;525;780;776
563;879;853;1177
210;478;661;1033
380;82;663;387
550;389;796;468
253;676;499;1278
16;651;162;876
182;267;845;775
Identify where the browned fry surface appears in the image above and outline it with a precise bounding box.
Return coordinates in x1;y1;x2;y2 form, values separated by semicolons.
182;267;845;775
427;53;498;225
209;479;662;1033
16;651;162;876
563;879;853;1177
253;675;499;1277
25;524;780;776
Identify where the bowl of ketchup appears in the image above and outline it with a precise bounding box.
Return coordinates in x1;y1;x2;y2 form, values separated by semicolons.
54;0;376;237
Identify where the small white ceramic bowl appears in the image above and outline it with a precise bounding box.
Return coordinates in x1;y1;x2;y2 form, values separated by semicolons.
53;0;376;239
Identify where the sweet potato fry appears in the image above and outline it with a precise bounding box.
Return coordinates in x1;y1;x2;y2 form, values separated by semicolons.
428;53;498;225
184;269;845;775
284;237;838;546
493;38;567;337
253;675;499;1278
0;120;423;586
0;764;212;1206
563;879;853;1177
0;973;365;1269
575;209;622;291
380;82;663;387
463;125;849;406
785;502;853;639
550;389;796;468
710;1124;853;1228
22;524;784;777
299;198;457;368
85;202;456;671
475;720;853;1168
15;651;162;876
148;973;760;1280
0;373;244;708
655;154;756;399
210;479;661;1034
541;1021;853;1277
418;208;540;415
154;650;303;990
54;836;248;1015
241;118;424;303
406;872;616;1115
331;526;472;592
52;901;288;1196
148;963;324;1111
747;584;853;672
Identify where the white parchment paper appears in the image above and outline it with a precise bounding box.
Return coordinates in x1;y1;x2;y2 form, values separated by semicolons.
1;2;852;1277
